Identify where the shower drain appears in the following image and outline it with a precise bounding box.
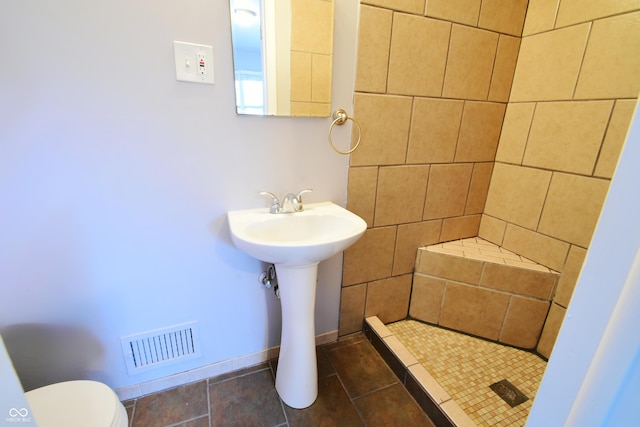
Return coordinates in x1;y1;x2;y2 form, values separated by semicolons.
489;379;529;407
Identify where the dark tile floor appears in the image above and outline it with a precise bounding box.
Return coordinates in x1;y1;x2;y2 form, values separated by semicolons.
123;334;436;427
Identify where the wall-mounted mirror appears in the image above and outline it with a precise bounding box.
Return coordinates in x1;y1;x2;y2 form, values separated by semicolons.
229;0;334;117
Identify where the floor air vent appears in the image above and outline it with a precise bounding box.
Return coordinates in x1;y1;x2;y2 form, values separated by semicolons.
120;321;201;375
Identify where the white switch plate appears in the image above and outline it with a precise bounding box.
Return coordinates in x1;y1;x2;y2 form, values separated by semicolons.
173;41;214;84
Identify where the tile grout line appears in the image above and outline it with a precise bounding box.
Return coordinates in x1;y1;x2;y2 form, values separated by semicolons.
351;380;401;402
322;344;370;426
165;414;210;427
206;377;212;427
128;402;135;427
268;360;291;427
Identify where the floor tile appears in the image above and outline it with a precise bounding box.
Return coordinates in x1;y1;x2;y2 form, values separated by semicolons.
316;346;335;378
177;416;210;427
123;335;436;427
211;362;271;384
326;339;398;398
209;368;285;427
284;375;363;427
131;380;208;426
271;347;335;379
322;334;368;352
354;383;436;427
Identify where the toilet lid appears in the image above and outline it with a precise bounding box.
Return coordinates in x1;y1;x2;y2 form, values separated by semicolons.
25;380;127;427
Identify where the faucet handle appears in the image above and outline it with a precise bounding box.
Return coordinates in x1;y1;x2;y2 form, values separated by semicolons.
296;189;313;201
259;191;281;213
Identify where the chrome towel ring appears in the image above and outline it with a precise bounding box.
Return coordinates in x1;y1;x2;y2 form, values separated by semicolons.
328;109;362;155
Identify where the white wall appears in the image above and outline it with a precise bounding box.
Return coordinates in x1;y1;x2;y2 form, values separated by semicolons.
0;0;358;392
527;103;640;425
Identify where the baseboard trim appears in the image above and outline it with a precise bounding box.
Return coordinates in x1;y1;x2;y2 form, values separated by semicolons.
115;329;338;401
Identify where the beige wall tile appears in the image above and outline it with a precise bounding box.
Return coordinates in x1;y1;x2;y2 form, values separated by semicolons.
440;282;511;340
387;14;451;96
500;297;550;349
554;245;587;308
290;52;311;102
556;0;640;27
510;23;590;102
418;250;484;283
311;54;332;102
365;274;413;323
290;102;309;116
375;165;431;226
291;0;333;54
347;166;378;227
409;274;446;324
595;100;638;178
292;103;309;116
480;263;558;299
442;25;499;100
339;284;367;335
440;215;482;242
523;101;614;175
425;0;481;26
502;224;570;271
537;302;566;358
343;226;396;285
308;103;331;117
495;103;536;164
478;214;506;245
424;164;473;220
574;12;640;100
478;0;528;36
406;98;464;164
355;5;393;93
523;0;560;36
538;173;611;247
363;0;426;14
465;162;494;215
350;93;413;166
393;220;442;275
484;163;552;230
488;35;521;102
455;101;506;162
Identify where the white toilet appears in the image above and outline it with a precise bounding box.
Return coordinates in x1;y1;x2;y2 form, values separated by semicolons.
25;380;128;427
1;333;128;427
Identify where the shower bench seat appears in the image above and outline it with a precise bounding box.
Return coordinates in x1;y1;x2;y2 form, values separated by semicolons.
411;237;559;350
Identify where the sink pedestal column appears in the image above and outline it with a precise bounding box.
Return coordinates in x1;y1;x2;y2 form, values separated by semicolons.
274;263;319;409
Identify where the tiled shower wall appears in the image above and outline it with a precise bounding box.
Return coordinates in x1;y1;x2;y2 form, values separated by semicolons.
340;0;527;335
290;0;333;116
340;0;640;356
479;0;640;357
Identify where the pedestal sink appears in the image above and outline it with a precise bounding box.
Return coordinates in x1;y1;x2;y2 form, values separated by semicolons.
227;202;367;408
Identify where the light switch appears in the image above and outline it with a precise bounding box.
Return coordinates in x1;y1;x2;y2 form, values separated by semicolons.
173;41;214;84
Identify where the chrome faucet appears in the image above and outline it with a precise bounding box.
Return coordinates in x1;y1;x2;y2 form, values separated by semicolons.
260;189;312;213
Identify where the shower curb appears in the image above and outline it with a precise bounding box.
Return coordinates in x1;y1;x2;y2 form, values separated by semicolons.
364;316;477;427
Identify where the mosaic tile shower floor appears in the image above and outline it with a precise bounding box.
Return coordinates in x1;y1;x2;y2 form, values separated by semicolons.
387;320;547;427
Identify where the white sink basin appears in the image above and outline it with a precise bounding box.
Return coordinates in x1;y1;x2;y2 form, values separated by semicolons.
227;201;367;408
227;201;367;266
